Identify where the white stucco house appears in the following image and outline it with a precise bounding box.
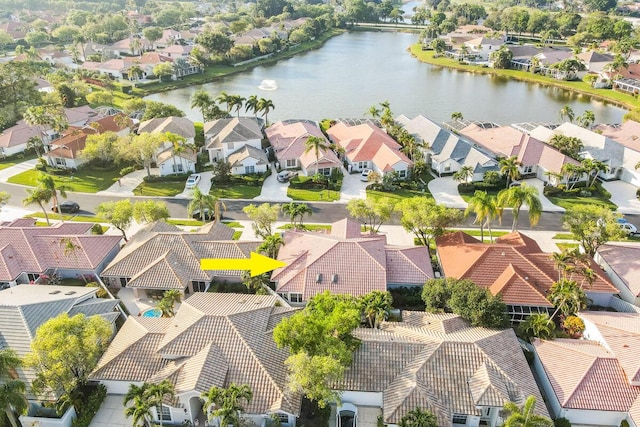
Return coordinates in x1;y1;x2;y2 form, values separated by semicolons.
157;146;197;176
204;117;263;164
227;144;269;175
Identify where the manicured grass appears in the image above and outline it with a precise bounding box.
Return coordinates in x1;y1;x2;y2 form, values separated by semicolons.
546;194;617;211
133;181;185;197
232;231;242;240
552;233;575;240
194;122;204;146
59;278;89;287
556;243;580;251
278;223;331;231
210;183;262;199
8;167;121;193
457;229;510;239
410;45;640;110
222;221;244;228
367;188;431;201
287;187;340;202
26;212;102;223
167;218;208;227
553;232;640;243
0;151;37;171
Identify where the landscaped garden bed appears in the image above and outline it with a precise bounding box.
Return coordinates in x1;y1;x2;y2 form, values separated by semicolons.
287;174;343;202
210;174;267;199
544;182;617;210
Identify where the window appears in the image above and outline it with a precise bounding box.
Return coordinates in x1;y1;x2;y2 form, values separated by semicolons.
245;165;255;174
172;164;183;173
28;273;40;282
274;413;289;424
286;159;297;168
289;293;303;303
318;167;331;176
55;158;66;167
358;161;368;169
398;170;407;178
156;406;171;422
523;165;533;174
192;281;207;292
452;414;467;425
119;277;129;287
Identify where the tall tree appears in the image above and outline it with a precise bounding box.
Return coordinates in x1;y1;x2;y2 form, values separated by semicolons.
559;105;575;123
187;187;225;224
577;110;595;128
257;233;284;259
96;199;134;241
359;291;393;329
257;98;275;125
25;313;112;406
396;197;463;248
453;165;474;183
562;205;624;256
37;174;70;220
548;278;588;319
146;380;175;427
503;396;553;427
243;203;280;239
346;197;395;233
124;384;154;427
245;95;260;117
518;313;556;341
23;187;53;225
499;156;520;188
132;200;170;223
0;349;27;427
190;90;214;122
303;135;331;177
281;202;312;229
464;191;500;242
497;183;542;231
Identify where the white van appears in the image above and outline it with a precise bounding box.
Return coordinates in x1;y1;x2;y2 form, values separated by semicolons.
619;222;638;235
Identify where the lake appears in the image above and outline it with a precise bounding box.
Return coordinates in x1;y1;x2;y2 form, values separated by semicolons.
146;31;627;125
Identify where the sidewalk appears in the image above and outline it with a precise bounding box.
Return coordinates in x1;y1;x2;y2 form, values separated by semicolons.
95;169;151;197
0;159;38;182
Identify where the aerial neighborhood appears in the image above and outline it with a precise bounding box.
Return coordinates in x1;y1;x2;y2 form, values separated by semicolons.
3;1;640;427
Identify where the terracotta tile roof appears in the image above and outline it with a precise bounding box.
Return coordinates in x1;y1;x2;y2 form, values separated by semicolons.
534;338;640;412
335;312;546;426
631;395;640;427
436;231;617;308
326;121;413;171
91;293;302;416
595;120;640;151
272;219;433;301
45;128;94;160
0;222;121;282
266;120;341;170
101;222;259;290
597;243;640;297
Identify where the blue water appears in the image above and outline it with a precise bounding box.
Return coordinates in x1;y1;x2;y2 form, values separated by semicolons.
142;308;162;318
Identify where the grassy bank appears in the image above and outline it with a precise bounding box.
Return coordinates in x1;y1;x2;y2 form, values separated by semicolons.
409;44;640;111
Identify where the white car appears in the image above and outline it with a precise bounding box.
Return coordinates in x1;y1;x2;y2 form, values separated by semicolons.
360;169;373;182
185;174;201;189
618;222;638;235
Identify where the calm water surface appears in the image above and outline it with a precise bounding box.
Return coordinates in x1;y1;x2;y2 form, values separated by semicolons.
146;31;627;125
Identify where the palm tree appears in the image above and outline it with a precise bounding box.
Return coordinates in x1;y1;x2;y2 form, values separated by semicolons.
465;190;500;243
577;110;595;128
187;187;226;224
240;271;271;293
257;233;284;259
399;408;438;427
0;349;27;427
559;105;575;123
26;136;45;158
23;187;53;225
245;95;259;117
450;111;463;121
229;95;246;117
518;313;555;340
158;290;182;317
217;91;234;113
257;98;275;125
561;163;584;190
548;278;588;319
453;165;474;183
499;156;520;188
551;249;575;281
124;384;154;427
281;202;312;228
503;396;553;427
303;135;331;177
201;384;253;427
37;174;70;220
497;183;542;231
147;380;175;427
359;291;393;329
190;90;214;122
366;105;381;119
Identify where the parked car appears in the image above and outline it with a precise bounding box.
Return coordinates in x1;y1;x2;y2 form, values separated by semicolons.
51;201;80;214
191;209;225;222
277;170;297;183
619;222;638;235
360;169;373;182
186;174;201;189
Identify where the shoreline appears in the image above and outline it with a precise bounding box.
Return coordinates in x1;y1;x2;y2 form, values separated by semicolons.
134;29;345;97
408;43;640;113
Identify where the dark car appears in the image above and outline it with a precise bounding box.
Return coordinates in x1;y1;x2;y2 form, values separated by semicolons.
191;209;225;222
52;201;80;214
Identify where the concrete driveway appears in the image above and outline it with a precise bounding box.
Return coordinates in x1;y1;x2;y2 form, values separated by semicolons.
522;178;565;212
0;159;38;182
339;170;368;202
175;171;213;199
88;395;129;427
428;177;467;208
254;165;292;202
601;180;640;215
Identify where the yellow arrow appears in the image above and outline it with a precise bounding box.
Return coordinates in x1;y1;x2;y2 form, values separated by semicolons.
200;252;286;277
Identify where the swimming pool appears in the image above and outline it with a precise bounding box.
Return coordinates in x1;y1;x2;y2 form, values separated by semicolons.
142;308;162;318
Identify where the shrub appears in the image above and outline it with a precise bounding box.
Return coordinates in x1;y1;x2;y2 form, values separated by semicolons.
637;187;640;199
119;166;136;176
90;223;104;235
543;185;563;196
554;418;571;427
143;173;190;183
562;315;585;339
579;190;592;197
458;183;475;194
86;282;108;298
71;384;107;427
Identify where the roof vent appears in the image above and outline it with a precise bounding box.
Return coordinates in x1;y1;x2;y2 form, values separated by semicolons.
316;274;322;283
331;274;338;284
49;290;61;295
64;291;76;295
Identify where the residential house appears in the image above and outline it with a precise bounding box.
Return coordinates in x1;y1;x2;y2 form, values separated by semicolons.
81;52;176;80
532;311;640;426
463;36;504;61
138;116;196;145
334;311;548;427
0;284;120;389
204;117;263;164
90;293;301;427
533;48;576;80
100;222;260;298
327;121;413;179
396;114;498;180
0;122;42;156
576;51;614;73
272;218;433;305
530;122;624;181
161;44;194;59
436;231;618;322
601;63;640;94
0;218;122;288
267;120;342;177
460;123;580;185
595;243;640;307
157;145;197;176
155;29;198;48
0;21;26;40
593;120;640;186
227;145;269;175
507;45;541;71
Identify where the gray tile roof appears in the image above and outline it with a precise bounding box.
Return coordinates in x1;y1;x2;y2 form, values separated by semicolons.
227;145;269;167
334;312;547;426
138;116;195;139
204;117;263;149
91;293;301;416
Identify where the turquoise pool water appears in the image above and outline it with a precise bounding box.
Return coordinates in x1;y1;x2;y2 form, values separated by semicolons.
142;308;162;318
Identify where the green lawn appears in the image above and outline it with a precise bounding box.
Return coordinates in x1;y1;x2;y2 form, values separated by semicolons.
8;167;121;193
222;221;244;228
232;231;242;240
556;243;580;251
133;181;184;197
0;151;37;171
278;223;332;231
459;188;501;203
210;183;262;199
367;188;431;201
287;187;340;202
26;212;102;223
553;232;640;243
457;229;510;239
546;194;617;210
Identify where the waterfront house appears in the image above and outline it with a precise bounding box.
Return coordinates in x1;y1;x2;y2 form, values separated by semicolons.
333;311;548;427
595;243;640;307
267;120;342;177
576;51;614;73
592;120;640;186
326;120;413;179
272;218;432;305
204;117;263;165
90;293;300;427
156;145;197;176
436;231;618;323
463;36;504;61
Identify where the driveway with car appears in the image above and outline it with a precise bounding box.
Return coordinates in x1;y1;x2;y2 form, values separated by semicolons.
254;165;292;202
601;180;640;215
339;169;369;202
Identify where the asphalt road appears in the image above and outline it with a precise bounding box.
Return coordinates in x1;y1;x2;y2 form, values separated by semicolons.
2;182;639;233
